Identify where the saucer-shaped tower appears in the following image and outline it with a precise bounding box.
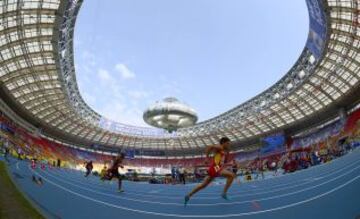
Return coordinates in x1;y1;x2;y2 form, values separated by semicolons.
143;97;198;132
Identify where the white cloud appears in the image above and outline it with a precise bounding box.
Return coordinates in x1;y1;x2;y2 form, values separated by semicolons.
89;69;147;126
99;102;148;127
115;63;136;79
81;50;97;66
97;69;111;81
128;90;149;99
76;50;147;126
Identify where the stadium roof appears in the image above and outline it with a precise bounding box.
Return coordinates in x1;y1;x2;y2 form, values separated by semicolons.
0;0;360;155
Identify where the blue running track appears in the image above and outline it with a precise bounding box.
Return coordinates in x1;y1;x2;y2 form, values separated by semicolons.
2;149;360;219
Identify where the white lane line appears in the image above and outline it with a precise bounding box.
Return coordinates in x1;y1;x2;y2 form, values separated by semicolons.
55;155;360;196
56;159;351;197
57;160;348;195
30;163;360;207
26;163;360;218
312;177;324;181
45;158;360;200
42;158;360;200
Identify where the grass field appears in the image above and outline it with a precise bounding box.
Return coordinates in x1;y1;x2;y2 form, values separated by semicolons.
0;161;44;219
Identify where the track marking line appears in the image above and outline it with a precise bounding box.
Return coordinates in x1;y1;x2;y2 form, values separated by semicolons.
30;163;360;207
41;159;360;201
56;156;360;196
28;164;360;218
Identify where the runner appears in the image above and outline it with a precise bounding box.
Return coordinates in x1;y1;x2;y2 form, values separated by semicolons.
101;153;125;192
84;160;93;177
184;137;235;205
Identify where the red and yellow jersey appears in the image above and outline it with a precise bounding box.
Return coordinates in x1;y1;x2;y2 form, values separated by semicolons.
213;150;225;166
208;150;226;177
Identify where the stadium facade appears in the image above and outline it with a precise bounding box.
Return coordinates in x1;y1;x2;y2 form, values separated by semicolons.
0;0;359;158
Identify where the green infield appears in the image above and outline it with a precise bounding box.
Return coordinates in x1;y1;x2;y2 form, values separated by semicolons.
0;161;44;219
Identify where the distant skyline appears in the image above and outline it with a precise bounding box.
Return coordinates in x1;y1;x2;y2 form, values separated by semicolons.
74;0;308;127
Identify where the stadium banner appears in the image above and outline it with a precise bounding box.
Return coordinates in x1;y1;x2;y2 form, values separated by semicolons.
91;144;100;149
124;149;135;159
292;119;344;149
305;0;327;59
135;149;165;156
344;107;360;132
260;133;286;155
0;123;15;135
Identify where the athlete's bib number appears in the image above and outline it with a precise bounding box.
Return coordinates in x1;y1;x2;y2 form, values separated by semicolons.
214;165;221;172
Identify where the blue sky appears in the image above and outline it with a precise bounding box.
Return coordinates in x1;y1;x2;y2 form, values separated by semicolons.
74;0;308;127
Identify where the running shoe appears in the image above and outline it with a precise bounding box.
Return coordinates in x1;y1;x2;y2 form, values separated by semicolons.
184;195;190;207
221;193;229;200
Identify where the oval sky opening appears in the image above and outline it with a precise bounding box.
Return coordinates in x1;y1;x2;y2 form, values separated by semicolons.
74;0;309;127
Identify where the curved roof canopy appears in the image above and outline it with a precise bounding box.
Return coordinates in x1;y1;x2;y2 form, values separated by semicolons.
0;0;360;154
